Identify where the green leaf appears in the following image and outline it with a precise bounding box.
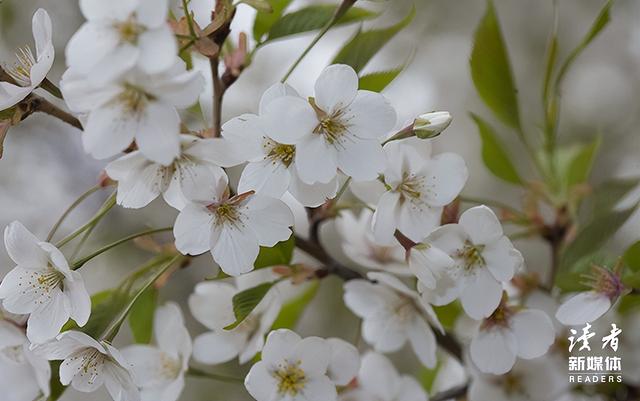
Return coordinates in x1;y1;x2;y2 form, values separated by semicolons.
418;361;441;392
565;136;601;188
591;177;639;216
555;0;613;88
624;241;640;272
470;1;521;129
271;281;319;330
561;206;638;271
240;0;272;13
332;6;415;73
253;0;293;42
129;287;158;344
266;5;378;42
358;67;404;92
618;294;640;314
226;281;276;330
255;236;295;269
81;290;130;338
470;113;522;185
432;301;463;331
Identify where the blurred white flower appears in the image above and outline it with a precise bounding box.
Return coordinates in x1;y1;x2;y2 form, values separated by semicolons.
555;265;626;326
470;302;555;375
343;272;442;368
371;139;468;244
222;83;338;207
61;61;204;165
35;330;139;401
106;134;237;210
340;351;427;401
123;303;191;401
0;9;54;110
408;243;455;289
335;209;409;275
189;279;281;365
418;206;522;320
244;329;358;401
413;111;452;139
0;221;90;343
260;64;396;184
174;187;293;276
66;0;177;83
325;338;360;386
0;318;51;401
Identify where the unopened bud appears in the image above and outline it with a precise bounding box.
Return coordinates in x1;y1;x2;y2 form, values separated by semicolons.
413;111;452;139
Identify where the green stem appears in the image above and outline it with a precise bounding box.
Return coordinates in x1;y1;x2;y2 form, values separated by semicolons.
381;124;415;146
71;227;173;270
101;254;182;341
334;177;352;204
187;368;244;384
56;192;117;248
70;222;98;260
181;0;198;38
280;0;356;82
47;186;102;242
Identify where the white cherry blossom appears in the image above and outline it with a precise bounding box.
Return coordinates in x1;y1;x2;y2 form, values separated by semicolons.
173;186;294;276
371;138;468;244
122;303;191;401
260;64;397;184
0;9;54;110
106;134;238;210
343;272;442;367
555;265;626;326
244;329;359;401
0;317;51;401
222;83;339;207
66;0;177;83
340;352;427;401
470;301;555;375
61;60;204;165
35;330;139;401
0;221;91;343
413;111;452;139
416;205;522;320
335;209;409;275
188;277;281;365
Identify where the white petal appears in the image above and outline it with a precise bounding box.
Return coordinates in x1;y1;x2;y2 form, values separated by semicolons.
172;159;227;206
483;236;521;282
115;162;167;209
0;82;32;110
245;195;293;247
65;22;119;76
105;152;147;181
30;9;54;86
173;203;213;256
397;201;442;243
459;205;503;245
34;330;103;360
421;153;468;207
103;360;139;401
61;350;105;390
26;293;70;343
188;281;236;329
555;292;611;325
192;331;244;364
372;191;401;244
186;137;246;168
343;280;388;319
64;271;91;327
336;136;386;181
136;0;169;27
288;171;339;207
460;268;503;320
151;68;205;109
367;272;414;298
261;329;301;365
79;0;137;20
220;114;266;162
326;338;359;386
396;376;428;401
294;134;338;184
137;27;178;74
83;103;136;160
211;225;260;276
350;179;387;205
301;376;338;401
259;82;299;115
154;303;190;358
314;64;358;113
343;90;396;140
120;345;169;387
408;245;454;289
89;44;140;85
470;327;517;374
468;379;509;401
237;159;291;199
292;336;331;376
0;267;47;313
358;352;399;401
244;361;278;401
408;317;437;368
511;309;555;359
3;221;47;267
136;102;180;165
362;316;407;353
426;224;467;255
262;96;317;144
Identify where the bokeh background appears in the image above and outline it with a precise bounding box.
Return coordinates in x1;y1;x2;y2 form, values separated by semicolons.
1;0;639;400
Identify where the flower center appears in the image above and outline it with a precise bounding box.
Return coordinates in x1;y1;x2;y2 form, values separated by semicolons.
582;265;625;300
5;46;36;86
315;112;349;145
501;373;524;395
265;139;296;167
274;360;307;396
115;17;145;44
67;349;106;386
1;345;25;364
158;352;181;381
397;172;425;200
368;244;398;264
457;241;485;271
116;84;152;114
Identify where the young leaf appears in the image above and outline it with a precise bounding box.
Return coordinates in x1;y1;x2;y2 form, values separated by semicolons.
470;1;521;130
253;0;293;42
624;241;640;272
332;6;415;73
225;281;276;330
240;0;272;13
561;205;638;271
271;281;319;330
266;5;378;42
255;235;295;269
128;287;158;344
564;136;601;187
470;113;523;185
591;177;639;216
358;67;404;92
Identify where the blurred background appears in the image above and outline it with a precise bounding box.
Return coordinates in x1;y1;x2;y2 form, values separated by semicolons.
1;0;639;399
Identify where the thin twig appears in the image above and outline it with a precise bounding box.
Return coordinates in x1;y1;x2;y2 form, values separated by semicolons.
19;94;82;130
47;186;101;241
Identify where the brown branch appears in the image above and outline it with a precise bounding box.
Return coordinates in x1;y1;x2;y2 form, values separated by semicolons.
430;383;469;401
18;95;83;130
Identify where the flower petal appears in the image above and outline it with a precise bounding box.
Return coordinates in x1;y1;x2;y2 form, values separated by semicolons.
336;136;386;182
293;336;331;376
137;27;177;74
0;82;32;110
301;375;338;401
154;303;190;359
358;352;399;401
343;90;396;140
294;134;338;184
421;153;468;207
288;171;339;207
512;309;555;359
314;64;358;113
27;291;70;343
326;338;359;386
64;271;91;327
459;205;503;245
83;103;136;160
188;281;236;329
237;159;291;199
65;22;119;76
470;327;517;374
483;236;521;282
259;82;300;115
115;162;167;209
3;221;47;268
212;225;260;276
459;268;503;320
30;9;54;86
372;191;401;245
555;292;611;326
408;316;437;368
409;245;454;289
79;0;137;20
245;195;293;247
136;102;181;166
262;96;317;144
261;329;301;366
173;203;214;256
244;361;278;401
192;331;245;364
136;0;169;27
